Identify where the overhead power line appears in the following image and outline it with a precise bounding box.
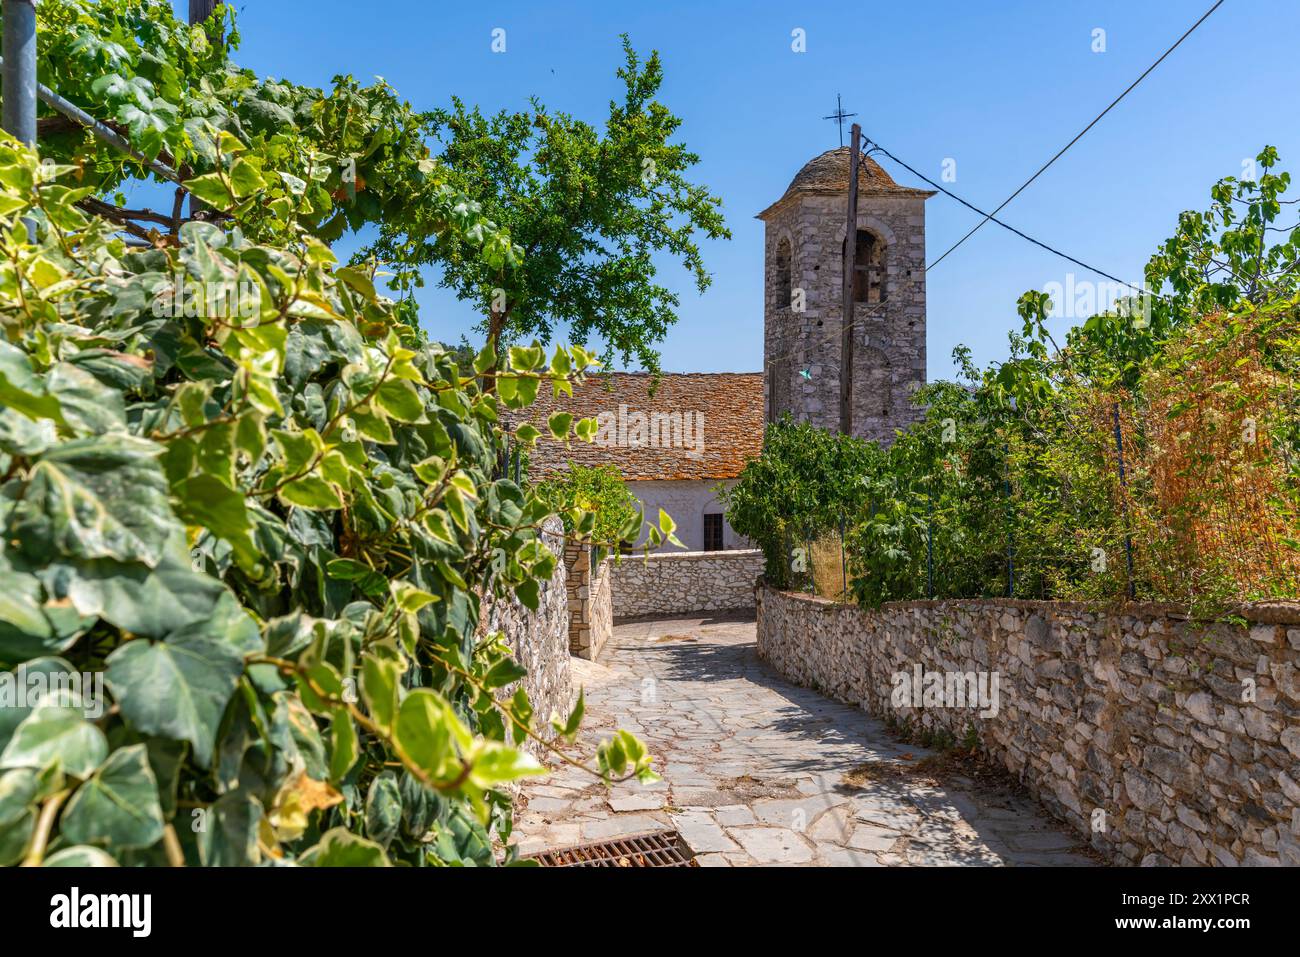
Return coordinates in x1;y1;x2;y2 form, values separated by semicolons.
926;0;1225;272
866;141;1149;293
763;0;1225;376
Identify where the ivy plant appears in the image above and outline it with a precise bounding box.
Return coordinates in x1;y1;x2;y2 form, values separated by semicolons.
0;136;655;868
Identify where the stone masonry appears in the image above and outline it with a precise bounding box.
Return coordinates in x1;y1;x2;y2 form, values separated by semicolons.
480;517;571;756
563;541;612;660
759;148;931;444
756;586;1300;866
608;549;764;620
511;615;1095;866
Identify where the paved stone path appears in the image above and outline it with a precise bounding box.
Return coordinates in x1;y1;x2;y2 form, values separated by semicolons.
511;615;1099;866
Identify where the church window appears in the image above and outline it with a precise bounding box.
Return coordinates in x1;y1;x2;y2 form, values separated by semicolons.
703;513;724;551
853;230;886;304
774;237;792;307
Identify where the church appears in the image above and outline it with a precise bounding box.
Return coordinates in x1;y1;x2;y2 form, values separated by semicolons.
524;145;932;550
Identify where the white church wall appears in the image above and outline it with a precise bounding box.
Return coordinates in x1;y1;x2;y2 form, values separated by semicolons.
625;479;747;552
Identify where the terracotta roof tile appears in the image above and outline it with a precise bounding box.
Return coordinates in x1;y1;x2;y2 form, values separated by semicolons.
514;372;764;481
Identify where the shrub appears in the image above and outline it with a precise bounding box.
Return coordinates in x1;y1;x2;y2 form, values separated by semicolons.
534;464;641;547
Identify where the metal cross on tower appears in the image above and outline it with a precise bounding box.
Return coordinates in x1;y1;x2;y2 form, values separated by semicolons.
822;94;857;147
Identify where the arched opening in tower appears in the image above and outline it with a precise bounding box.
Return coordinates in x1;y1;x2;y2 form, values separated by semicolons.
853;230;886;304
774;237;792;308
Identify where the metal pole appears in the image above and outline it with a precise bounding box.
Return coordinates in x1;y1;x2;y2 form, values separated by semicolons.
0;55;182;184
839;515;847;600
1;1;35;145
1004;443;1014;598
926;487;934;599
2;0;37;241
1112;402;1137;599
839;123;861;436
188;1;223;218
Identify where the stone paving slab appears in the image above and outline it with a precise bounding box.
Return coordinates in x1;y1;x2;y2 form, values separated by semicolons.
511;615;1098;867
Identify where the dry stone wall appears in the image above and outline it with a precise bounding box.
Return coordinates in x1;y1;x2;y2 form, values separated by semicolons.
608;549;764;619
563;541;613;660
755;585;1300;866
481;518;571;754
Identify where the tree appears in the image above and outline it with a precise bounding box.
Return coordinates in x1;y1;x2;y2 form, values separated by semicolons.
379;36;731;376
25;0;518;267
1013;146;1300;392
25;7;727;379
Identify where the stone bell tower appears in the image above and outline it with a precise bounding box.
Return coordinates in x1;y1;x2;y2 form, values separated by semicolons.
758;146;933;444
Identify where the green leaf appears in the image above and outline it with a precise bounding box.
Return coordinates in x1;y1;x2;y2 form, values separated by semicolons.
473;342;496;375
227;156;267;198
0;572;92;663
547;411;573;441
373;378;426;423
60;744;164;849
198;788;262;867
508;688;533;747
329;708;358;783
279;474;344;510
0;340;64;425
394;689;464;780
481;657;527;690
550;688;584;743
364;771;402;847
466;740;543;788
105;627;245;768
173;474;252;547
0;768;38;866
184;172;234;210
63;559;257;648
0;705;108;778
299;826;391;866
514;579;539;612
8;435;175;568
361;656;403;742
42;846;119;867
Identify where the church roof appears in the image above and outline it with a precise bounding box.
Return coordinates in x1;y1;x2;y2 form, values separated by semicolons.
512;372;765;482
758;146;934;219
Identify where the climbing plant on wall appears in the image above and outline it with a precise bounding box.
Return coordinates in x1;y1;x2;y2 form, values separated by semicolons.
0;131;658;867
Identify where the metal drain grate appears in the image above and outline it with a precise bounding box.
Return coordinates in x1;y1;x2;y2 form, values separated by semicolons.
525;829;697;867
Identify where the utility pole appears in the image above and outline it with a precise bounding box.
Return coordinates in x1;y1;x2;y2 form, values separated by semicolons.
188;1;223;219
839;122;861;436
2;0;37;240
189;0;224;37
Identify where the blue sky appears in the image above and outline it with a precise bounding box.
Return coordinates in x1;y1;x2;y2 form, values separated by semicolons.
168;0;1299;380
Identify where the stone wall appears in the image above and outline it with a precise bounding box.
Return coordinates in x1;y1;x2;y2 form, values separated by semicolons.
755;585;1300;866
763;186;927;444
481;518;571;755
563;541;613;660
609;549;764;620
